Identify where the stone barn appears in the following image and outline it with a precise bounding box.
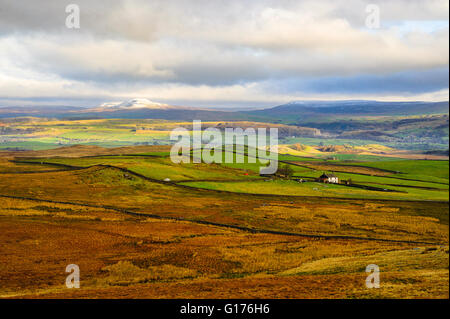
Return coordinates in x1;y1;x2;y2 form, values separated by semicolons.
318;173;339;184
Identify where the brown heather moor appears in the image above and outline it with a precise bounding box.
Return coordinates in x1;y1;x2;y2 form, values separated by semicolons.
0;145;448;298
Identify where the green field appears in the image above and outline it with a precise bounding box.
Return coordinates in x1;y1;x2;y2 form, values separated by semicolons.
0;119;174;150
1;118;448;202
22;155;261;182
180;180;448;201
339;160;449;182
16;149;449;201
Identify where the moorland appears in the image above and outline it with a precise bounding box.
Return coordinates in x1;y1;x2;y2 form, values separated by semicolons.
0;114;448;298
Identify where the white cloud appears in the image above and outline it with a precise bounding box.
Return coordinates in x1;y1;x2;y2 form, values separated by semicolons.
0;0;447;106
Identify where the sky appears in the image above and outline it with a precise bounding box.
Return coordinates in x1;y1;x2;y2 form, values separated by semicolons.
0;0;448;108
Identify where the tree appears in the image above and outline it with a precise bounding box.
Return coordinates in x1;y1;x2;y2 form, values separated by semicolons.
277;164;294;179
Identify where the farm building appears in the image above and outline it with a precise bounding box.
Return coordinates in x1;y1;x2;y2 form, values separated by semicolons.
318;173;339;184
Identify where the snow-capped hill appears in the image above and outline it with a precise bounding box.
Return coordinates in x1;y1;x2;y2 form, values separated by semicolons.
99;98;173;110
99;101;123;108
285;101;308;105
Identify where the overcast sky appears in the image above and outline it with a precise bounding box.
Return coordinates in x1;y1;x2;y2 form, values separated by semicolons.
0;0;448;108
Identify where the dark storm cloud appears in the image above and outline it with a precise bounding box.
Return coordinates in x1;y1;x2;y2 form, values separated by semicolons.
269;68;449;95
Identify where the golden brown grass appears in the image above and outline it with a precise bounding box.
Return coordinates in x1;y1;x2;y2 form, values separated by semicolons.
0;147;448;299
1;195;448;299
0;144;172;158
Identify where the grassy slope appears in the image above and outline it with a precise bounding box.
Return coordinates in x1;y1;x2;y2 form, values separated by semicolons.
23;156;261;182
340;160;449;181
19;149;449;201
181;180;448;201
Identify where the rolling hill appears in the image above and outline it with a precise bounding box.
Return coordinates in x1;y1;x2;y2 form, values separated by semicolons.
245;100;449;121
0;99;448;151
0;99;447;121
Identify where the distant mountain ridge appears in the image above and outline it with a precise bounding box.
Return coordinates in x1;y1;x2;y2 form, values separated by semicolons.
255;100;449;117
1;99;447;150
0;99;448;121
284;100;379;107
